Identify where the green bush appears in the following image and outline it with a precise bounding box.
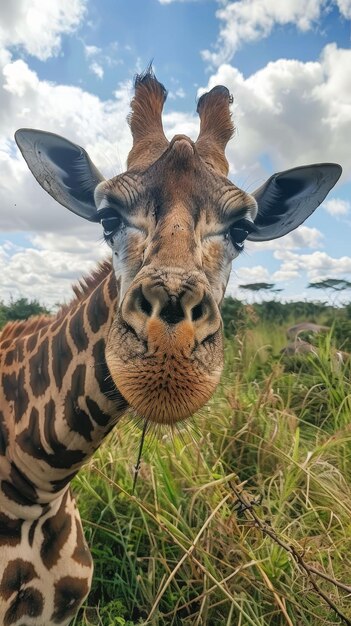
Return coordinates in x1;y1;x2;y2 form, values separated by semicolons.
0;296;50;328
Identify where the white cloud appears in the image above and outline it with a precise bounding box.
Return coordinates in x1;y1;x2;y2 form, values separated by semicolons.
84;44;101;58
336;0;351;17
168;87;186;100
163;111;199;140
202;0;351;66
322;198;350;216
158;0;202;3
0;0;86;61
236;265;271;283
272;268;300;282
202;44;351;180
89;61;104;79
274;249;351;281
246;226;324;252
0;234;107;307
83;41;122;77
0;55;132;233
226;265;271;296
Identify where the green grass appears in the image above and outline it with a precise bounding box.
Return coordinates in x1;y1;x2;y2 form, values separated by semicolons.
72;322;351;626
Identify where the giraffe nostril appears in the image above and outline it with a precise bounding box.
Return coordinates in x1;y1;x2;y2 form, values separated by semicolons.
192;302;204;322
139;289;152;317
160;300;185;325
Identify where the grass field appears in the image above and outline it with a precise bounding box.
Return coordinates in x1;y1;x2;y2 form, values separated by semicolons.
72;313;351;626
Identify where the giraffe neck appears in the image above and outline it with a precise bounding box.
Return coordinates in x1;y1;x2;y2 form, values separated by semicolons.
0;265;128;518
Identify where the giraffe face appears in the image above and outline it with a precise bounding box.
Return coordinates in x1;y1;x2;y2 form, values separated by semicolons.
96;137;257;424
15;70;342;425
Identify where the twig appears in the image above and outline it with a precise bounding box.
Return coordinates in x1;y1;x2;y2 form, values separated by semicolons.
132;418;148;495
231;485;351;626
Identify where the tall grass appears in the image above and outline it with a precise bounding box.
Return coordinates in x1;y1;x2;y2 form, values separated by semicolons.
72;321;351;626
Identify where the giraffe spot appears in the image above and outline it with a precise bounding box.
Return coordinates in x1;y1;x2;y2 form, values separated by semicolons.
64;365;94;441
0;559;38;600
72;518;93;567
0;410;9;455
1;463;38;507
0;513;23;547
14;367;29;423
0;339;12;350
2;372;17;402
16;408;46;459
26;332;38;352
51;575;90;623
28;518;39;548
4;587;44;626
86;283;109;333
4;350;14;367
69;305;89;352
107;273;118;302
2;366;29;423
93;339;113;396
29;338;50;397
86;396;110;427
50;472;76;494
16;341;25;362
93;339;127;411
17;404;85;470
40;491;71;570
52;320;73;390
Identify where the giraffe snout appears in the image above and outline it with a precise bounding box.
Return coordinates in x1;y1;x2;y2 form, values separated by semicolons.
107;273;224;423
121;276;221;346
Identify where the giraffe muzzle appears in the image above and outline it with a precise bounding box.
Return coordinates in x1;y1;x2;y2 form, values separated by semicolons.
120;276;221;346
105;274;223;424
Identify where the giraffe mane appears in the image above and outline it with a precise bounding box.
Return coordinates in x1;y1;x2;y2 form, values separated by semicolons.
0;260;113;343
0;315;53;342
60;259;113;312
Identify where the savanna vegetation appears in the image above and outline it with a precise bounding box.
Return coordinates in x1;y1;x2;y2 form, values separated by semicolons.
72;297;351;626
2;295;351;625
0;296;50;328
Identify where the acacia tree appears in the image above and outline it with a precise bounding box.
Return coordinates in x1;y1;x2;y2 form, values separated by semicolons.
239;282;282;303
307;278;351;305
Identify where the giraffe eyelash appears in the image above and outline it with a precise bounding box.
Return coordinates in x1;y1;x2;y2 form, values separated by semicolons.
228;218;257;252
97;208;125;241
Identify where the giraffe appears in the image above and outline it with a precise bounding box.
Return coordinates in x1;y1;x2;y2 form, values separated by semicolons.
0;69;341;625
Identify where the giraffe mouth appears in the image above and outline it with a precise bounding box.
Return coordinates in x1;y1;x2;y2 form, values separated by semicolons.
106;317;223;425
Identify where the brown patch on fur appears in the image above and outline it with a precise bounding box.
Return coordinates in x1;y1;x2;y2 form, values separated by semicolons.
52;576;90;623
0;513;23;547
40;491;71;569
0;559;39;601
127;68;169;170
196;86;234;176
72;518;93;567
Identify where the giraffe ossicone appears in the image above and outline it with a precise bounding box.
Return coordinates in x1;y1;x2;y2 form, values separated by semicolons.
1;69;341;625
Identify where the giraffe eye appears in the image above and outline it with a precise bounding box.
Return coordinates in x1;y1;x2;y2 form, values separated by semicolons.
229;219;256;252
100;214;123;241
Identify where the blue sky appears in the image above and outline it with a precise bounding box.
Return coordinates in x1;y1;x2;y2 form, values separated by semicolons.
0;0;350;306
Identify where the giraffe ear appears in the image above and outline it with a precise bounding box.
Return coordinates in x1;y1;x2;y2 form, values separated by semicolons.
15;129;104;221
247;163;342;242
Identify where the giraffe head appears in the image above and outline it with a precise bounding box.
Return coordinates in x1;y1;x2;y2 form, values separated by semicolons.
15;69;341;424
